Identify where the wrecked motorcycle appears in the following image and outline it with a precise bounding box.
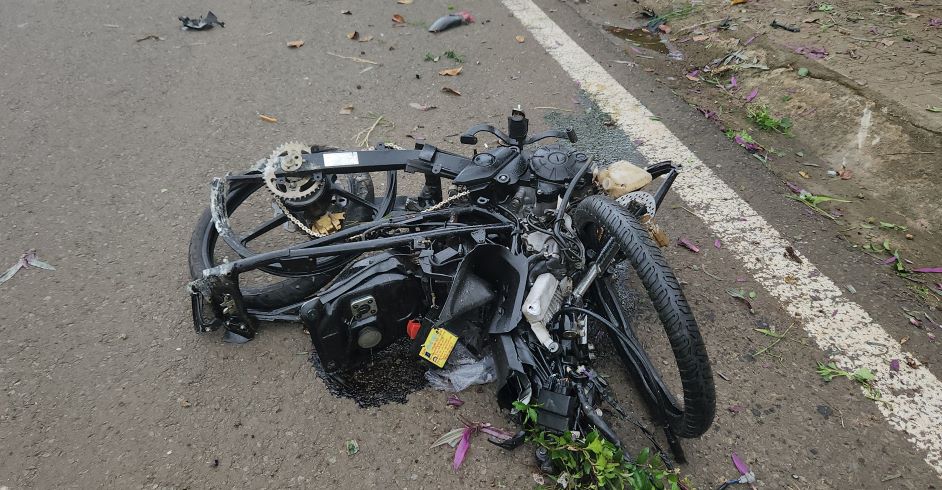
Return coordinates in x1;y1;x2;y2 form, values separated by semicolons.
187;109;716;462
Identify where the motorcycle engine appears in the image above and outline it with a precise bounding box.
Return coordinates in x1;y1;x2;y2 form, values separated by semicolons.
528;146;589;200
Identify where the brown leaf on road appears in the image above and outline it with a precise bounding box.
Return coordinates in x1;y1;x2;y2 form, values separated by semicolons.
441;86;462;96
515;35;525;43
398;0;414;4
392;14;406;24
340;9;352;15
730;0;748;4
259;114;278;123
286;40;304;48
346;31;359;40
409;102;437;111
339;106;354;115
438;66;463;76
358;35;373;42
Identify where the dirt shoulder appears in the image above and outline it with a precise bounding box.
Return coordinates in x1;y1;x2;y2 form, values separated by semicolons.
563;0;942;314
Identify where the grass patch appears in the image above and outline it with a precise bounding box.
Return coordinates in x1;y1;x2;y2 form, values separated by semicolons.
747;105;792;133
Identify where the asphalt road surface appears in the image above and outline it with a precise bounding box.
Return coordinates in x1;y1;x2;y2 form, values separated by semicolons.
1;0;939;488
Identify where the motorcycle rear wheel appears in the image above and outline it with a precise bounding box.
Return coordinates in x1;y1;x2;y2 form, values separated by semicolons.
187;173;375;309
572;195;716;438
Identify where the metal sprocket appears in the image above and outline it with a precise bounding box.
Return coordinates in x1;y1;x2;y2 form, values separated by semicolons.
263;142;322;200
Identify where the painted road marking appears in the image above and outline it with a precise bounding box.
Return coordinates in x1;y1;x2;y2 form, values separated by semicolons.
503;0;942;476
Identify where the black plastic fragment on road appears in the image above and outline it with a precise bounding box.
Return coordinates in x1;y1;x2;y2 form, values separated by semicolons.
310;338;428;408
179;11;225;30
770;20;800;33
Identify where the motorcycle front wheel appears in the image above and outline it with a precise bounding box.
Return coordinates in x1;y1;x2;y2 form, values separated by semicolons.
572;195;716;438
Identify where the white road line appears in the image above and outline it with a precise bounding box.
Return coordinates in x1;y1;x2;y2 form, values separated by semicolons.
503;0;942;476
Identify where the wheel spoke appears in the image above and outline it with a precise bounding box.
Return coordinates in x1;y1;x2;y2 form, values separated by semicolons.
333;187;378;212
240;215;288;245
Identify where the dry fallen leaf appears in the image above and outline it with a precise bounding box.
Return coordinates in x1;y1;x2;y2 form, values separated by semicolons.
441;86;462;96
259;114;278;123
341;9;352;15
398;0;414;4
515;35;525;43
409;102;437;111
731;0;748;4
392;14;405;23
438;66;463;76
347;31;359;40
287;40;304;48
339;106;354;115
691;34;710;42
358;35;373;42
798;170;811;179
880;38;894;46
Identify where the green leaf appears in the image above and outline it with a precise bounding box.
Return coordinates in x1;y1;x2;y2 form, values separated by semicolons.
755;328;785;338
852;368;874;382
797;67;810;77
927;106;942;113
748;291;757;299
883;238;891;251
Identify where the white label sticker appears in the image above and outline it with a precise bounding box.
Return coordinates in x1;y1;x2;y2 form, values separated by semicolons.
322;152;359;168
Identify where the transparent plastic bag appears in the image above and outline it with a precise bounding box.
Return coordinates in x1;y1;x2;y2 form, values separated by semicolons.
425;343;496;393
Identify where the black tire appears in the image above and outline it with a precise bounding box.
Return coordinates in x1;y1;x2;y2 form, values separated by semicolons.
572;195;716;438
187;174;374;309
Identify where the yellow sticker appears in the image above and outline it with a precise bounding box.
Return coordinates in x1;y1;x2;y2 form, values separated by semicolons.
419;328;458;368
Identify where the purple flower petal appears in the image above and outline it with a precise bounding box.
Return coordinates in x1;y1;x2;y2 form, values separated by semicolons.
745;87;759;103
786;182;803;194
714;239;722;249
452;427;473;471
731;452;751;476
678;238;701;253
729;76;738;90
913;267;942;273
447;394;464;408
890;359;900;372
882;256;898;265
728;404;744;413
929;18;942;28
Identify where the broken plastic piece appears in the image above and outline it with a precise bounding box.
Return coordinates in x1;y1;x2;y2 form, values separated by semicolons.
179;11;225;31
593;160;653;198
428;11;475;33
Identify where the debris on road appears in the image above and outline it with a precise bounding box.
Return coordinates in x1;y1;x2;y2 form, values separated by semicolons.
769;19;800;32
326;52;379;65
515;35;526;43
677;237;701;253
438;66;462;76
913;267;942;274
0;250;56;286
339;105;354;115
428;11;475;33
179;11;224;31
441;86;462;96
346;439;359;456
727;288;755;313
287;39;304;48
392;14;406;25
259;114;277;123
446;394;464;408
409;102;436;111
353;115;393;147
431;420;514;471
135;34;164;42
816;361;881;400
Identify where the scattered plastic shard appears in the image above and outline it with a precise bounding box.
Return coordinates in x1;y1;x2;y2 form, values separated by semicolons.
179;11;225;30
428;11;475;33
